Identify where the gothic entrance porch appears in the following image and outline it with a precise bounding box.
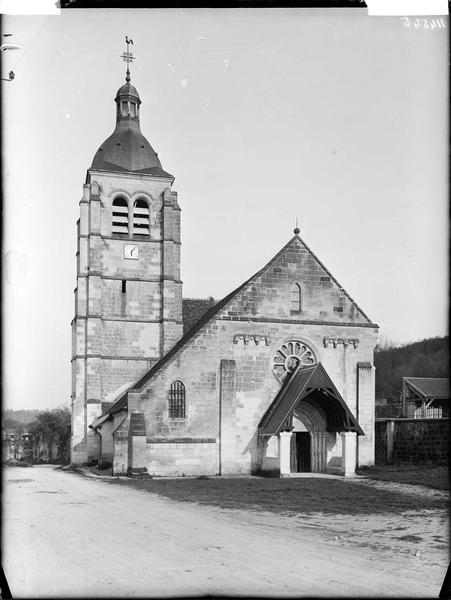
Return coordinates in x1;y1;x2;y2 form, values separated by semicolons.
259;362;364;477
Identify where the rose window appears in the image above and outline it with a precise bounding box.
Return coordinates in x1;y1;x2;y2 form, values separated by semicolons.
272;340;317;383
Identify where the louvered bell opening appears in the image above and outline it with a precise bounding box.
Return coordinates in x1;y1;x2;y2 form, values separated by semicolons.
112;199;129;235
133;200;150;238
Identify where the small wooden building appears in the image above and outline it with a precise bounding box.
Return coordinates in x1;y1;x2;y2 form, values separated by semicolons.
402;377;449;419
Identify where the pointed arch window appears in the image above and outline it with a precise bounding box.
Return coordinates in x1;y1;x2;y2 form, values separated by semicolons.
112;197;129;236
133;199;150;237
168;381;186;419
291;283;302;313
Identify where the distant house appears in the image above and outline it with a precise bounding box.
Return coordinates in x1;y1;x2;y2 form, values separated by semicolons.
402;377;449;419
2;430;18;461
2;430;33;462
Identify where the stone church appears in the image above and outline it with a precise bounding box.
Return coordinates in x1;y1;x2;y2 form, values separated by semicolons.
70;61;379;478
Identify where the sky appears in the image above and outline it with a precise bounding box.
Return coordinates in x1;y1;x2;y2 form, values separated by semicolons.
2;8;448;410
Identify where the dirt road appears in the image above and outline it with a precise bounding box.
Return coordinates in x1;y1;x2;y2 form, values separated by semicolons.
2;465;446;597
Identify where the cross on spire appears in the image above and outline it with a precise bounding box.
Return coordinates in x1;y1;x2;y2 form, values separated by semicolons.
121;35;134;83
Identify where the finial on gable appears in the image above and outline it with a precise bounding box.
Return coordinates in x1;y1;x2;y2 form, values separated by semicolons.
294;216;300;236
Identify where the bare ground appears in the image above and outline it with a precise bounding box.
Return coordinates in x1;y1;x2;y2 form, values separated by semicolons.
2;465;449;598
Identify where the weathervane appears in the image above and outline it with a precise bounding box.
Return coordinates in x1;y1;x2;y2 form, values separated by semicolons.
121;35;134;83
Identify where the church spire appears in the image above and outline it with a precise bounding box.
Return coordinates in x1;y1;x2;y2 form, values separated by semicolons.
90;36;173;178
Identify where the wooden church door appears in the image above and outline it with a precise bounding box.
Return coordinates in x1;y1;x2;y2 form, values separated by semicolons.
290;432;311;472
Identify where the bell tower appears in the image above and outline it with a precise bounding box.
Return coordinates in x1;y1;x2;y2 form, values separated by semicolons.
71;38;182;464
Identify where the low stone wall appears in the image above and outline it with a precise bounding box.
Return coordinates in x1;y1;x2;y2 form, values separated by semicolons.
375;418;449;465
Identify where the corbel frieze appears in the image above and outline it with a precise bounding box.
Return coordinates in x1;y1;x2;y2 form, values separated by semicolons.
323;337;359;349
233;334;272;346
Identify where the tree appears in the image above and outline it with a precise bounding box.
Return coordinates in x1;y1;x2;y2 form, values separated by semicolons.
29;405;71;463
375;335;449;400
3;418;24;433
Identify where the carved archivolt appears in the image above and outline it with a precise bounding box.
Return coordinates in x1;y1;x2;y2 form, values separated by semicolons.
272;340;317;383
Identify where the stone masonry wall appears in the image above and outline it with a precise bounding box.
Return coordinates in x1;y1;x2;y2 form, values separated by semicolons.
375;418;449;465
224;236;371;326
101;359;153;402
147;442;217;476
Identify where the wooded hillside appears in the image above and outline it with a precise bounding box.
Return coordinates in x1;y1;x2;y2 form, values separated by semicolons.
3;409;40;430
375;336;449;400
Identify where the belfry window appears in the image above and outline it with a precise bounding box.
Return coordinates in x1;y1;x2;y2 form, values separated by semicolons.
130;103;136;117
121;101;128;116
291;283;302;313
133;199;150;237
112;197;129;236
168;381;186;419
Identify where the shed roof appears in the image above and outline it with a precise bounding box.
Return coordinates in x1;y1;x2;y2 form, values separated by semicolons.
403;377;449;400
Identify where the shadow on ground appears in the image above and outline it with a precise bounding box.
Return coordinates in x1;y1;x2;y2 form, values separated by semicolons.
102;475;448;516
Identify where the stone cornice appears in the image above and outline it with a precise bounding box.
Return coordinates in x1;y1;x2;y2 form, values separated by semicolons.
216;315;379;329
71;354;157;362
72;315;183;324
78;234;181;245
74;274;183;283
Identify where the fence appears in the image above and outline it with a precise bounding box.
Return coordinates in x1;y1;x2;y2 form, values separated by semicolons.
376;403;444;420
404;405;443;419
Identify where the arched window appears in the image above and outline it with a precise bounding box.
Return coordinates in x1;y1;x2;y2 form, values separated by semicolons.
291;283;302;313
112;197;129;236
168;381;186;419
133;199;150;237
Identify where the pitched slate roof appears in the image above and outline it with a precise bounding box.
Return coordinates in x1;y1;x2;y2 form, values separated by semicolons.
182;297;217;334
403;377;449;400
259;362;364;436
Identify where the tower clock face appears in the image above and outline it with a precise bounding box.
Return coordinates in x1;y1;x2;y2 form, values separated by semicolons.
124;244;139;260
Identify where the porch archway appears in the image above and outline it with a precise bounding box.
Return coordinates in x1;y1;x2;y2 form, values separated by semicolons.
290;399;328;473
259;362;363;477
